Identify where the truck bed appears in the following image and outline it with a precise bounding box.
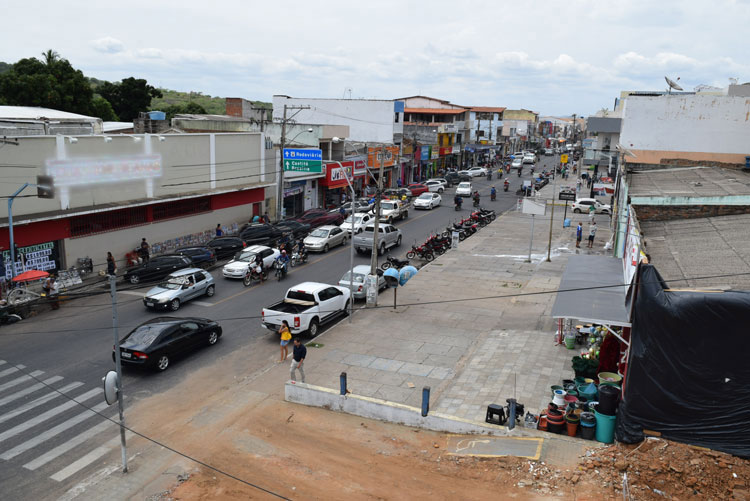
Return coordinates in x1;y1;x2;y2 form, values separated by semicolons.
264;300;314;315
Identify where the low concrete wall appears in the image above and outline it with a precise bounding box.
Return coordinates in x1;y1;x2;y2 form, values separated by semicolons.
285;381;541;438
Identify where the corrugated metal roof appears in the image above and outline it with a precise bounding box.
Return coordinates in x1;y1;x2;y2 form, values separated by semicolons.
470;107;506;113
0;106;99;121
102;122;133;132
404;108;466;114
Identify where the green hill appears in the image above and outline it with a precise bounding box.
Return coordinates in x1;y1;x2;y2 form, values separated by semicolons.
150;89;227;114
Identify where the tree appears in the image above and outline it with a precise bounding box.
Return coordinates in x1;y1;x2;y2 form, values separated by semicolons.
99;77;163;122
160;101;208;120
91;96;118;121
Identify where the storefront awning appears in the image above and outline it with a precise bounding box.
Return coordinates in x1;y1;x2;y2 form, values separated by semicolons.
551;255;631;327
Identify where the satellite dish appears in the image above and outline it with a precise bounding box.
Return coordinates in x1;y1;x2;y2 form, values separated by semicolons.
102;371;120;405
665;76;683;93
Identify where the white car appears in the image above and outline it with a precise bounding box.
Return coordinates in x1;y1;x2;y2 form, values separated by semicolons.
304;225;348;252
339;265;386;300
456;181;472;197
523;153;536;164
572;198;611;215
427;177;449;188
511;158;523;169
222;245;279;279
466;166;488;177
424;180;445;193
414;192;442;210
339;212;374;235
544;148;553;156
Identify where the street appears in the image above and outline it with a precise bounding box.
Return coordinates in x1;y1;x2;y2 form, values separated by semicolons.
0;156;560;499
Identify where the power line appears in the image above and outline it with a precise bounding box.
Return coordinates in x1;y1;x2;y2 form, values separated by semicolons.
3;363;291;500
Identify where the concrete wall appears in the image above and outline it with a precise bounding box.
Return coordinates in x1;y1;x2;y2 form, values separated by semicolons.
632;204;750;222
272;96;401;144
620;95;750;162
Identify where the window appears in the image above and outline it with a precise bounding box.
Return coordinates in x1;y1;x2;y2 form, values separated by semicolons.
70;206;148;237
394;112;400;123
152;197;211;221
181;322;199;332
194;272;206;283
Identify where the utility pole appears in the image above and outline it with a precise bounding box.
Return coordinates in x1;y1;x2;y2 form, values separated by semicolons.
369;144;387;306
546;164;557;262
110;275;128;473
276;104;310;222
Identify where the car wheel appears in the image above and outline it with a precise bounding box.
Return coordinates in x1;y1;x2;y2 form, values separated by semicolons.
378;243;386;256
205;285;215;297
129;274;140;285
357;228;363;234
356;248;364;254
169;298;180;311
396;235;402;246
323;244;329;253
573;208;581;214
428;204;433;210
155;354;170;372
438;188;443;193
388;217;393;224
207;330;219;345
308;318;319;337
342;236;347;246
344;300;350;314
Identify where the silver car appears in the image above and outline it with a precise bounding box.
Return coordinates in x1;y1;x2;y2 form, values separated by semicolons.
338;265;386;300
143;268;215;311
304;225;348;252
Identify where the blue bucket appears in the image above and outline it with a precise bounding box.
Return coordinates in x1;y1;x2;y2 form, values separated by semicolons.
594;406;616;444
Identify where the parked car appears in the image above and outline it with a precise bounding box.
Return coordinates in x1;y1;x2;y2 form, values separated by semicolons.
332;201;371;215
406;183;429;196
261;282;351;337
456;181;473;197
276;220;311;240
339;265;386;300
383;188;412;200
292;208;345;228
572;198;611;214
413;192;442;210
239;223;287;247
352;223;402;255
466;166;488;177
427;177;450;188
445;172;471;184
339;212;375;235
222;245;280;279
206;236;245;260
114;316;222;371
143;268;215;311
356;197;375;211
171;246;216;269
124;255;193;285
304;225;348;253
424;180;444;193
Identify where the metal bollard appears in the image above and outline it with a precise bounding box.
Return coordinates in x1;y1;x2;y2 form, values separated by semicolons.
421;386;430;417
507;398;517;430
340;372;347;396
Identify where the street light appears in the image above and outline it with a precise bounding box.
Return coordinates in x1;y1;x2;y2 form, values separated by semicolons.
327;158;357;323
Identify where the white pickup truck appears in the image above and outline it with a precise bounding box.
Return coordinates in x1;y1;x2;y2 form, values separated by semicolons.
261;282;351;337
373;199;409;224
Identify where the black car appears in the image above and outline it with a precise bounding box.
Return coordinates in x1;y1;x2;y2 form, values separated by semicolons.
445;172;471;185
114;316;222;371
171;246;217;268
124;255;193;285
276;220;310;240
206;236;245;260
239;223;286;247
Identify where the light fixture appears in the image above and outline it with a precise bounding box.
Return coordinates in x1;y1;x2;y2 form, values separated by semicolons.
125;135;142;143
103;136;112;143
332;137;344;143
68;137;78;144
158;136;166;142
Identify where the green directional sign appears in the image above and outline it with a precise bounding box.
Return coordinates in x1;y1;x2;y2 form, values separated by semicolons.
283;148;322;173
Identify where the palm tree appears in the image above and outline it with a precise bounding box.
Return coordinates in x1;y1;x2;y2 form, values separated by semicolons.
41;50;59;67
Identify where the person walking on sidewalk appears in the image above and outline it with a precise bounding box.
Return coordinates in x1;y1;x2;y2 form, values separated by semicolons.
215;224;223;237
290;337;306;383
106;252;116;276
278;320;292;362
587;221;597;249
576;223;583;248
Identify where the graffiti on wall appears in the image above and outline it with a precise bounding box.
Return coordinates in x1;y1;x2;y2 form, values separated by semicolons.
150;223;240;256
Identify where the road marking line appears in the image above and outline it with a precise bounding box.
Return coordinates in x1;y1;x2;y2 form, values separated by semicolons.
190;300;214;307
0;370;45;393
116;291;144;297
0;365;25;379
0;360;6;366
0;401;110;460
0;382;84;425
0;388;101;443
23;420;115;470
50;431;133;482
0;376;64;407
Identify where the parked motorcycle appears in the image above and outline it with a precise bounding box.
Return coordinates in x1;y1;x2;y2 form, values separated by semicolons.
406;244;434;262
243;265;267;286
380;255;411;271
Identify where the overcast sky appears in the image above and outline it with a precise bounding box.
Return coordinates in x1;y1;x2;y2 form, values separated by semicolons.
2;0;748;116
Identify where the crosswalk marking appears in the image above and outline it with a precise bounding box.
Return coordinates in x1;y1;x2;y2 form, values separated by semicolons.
50;431;133;482
0;376;64;407
0;382;84;425
0;401;110;460
0;370;46;393
23;420;114;471
0;365;25;379
0;388;101;443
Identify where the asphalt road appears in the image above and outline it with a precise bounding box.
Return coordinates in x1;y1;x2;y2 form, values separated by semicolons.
0;154;561;498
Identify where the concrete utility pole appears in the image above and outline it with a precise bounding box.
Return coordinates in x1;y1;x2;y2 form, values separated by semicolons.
369;144;387;306
546;164;557;262
110;275;128;473
276;104;310;222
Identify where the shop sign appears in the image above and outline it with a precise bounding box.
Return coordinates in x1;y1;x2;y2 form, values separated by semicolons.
322;161;354;188
420;147;430;161
46;155;162;187
439;147;452;156
2;241;61;281
283;181;305;197
452;145;460;154
430;148;439;160
367;146;399;168
347;155;367;177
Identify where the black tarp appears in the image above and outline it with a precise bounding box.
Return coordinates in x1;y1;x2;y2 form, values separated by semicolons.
617;264;750;457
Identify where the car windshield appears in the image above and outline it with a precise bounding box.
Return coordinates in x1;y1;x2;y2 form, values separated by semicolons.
458;183;470;188
236;251;257;262
125;323;169;346
418;193;432;200
340;271;366;283
157;278;186;290
381;202;396;210
344;215;363;224
310;229;329;238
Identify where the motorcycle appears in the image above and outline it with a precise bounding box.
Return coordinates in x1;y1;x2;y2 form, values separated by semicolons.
406;244;434;262
273;259;289;281
490;189;497;201
487;170;492;180
473;196;480;208
290;249;308;267
380;255;411;271
517;168;522;177
504;182;509;192
454;198;463;211
243;264;267;286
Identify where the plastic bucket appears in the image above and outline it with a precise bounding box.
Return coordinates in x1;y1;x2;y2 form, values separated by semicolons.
597;384;621;416
577;383;597;401
598;372;622;386
552;389;566;407
594;406;617;444
580;417;596;440
564;335;576;349
574;376;586;386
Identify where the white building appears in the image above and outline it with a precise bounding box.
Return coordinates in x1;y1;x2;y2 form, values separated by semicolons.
0;106;103;136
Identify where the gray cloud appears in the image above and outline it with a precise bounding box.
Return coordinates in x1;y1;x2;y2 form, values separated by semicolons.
90;37;124;54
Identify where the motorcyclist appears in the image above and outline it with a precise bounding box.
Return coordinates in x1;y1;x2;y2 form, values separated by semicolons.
504;179;510;191
472;191;480;207
490;186;497;201
276;250;290;278
487;169;492;180
253;254;265;282
454;194;462;210
294;240;308;263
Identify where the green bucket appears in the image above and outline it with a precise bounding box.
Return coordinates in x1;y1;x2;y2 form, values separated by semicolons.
594;406;617;444
564;336;576;349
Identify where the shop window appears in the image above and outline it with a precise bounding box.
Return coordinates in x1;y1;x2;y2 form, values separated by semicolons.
70;206;149;237
152;197;211;221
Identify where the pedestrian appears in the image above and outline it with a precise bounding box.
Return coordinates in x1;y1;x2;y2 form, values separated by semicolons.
42;275;59;310
263;212;270;224
252;215;260;223
588;221;597;249
106;252;116;276
290;337;306;383
215;224;223;237
588;203;596;222
576;223;582;248
139;238;150;262
397;178;402;188
278;320;292;362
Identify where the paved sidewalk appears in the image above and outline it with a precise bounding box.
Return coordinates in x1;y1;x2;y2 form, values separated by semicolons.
304;198;613;421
